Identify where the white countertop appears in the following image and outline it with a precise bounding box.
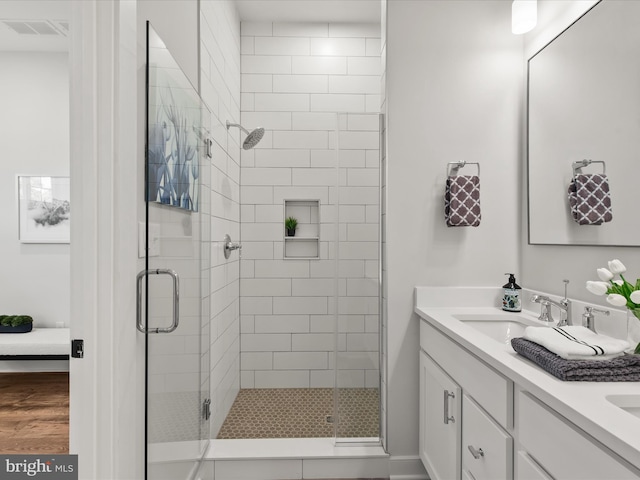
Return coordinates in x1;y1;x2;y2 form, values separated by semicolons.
0;327;70;356
414;287;640;470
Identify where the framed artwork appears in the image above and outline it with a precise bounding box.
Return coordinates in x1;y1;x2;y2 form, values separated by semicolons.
18;176;70;243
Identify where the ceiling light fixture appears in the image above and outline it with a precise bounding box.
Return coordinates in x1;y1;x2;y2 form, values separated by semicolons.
512;0;537;35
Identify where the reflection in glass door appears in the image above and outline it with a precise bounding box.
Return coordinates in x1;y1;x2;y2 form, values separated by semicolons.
141;22;211;479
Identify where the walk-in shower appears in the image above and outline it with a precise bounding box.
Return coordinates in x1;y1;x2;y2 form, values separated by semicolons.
213;110;383;442
143;13;385;478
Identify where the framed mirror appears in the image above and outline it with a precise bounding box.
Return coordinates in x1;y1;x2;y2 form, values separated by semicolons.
527;0;640;246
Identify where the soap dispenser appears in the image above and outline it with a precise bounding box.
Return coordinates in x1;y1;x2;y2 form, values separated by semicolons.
502;273;522;312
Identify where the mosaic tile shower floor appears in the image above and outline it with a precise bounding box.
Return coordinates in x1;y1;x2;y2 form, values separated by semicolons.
216;388;380;439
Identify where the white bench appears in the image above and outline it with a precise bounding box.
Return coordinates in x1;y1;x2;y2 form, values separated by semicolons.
0;328;70;372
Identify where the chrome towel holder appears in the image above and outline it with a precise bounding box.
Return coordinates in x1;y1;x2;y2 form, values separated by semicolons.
446;160;480;177
572;159;606;175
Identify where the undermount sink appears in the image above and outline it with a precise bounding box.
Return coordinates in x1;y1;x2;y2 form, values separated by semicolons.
606;395;640;421
453;314;549;345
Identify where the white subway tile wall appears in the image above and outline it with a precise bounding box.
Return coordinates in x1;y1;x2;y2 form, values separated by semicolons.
239;21;381;390
200;0;242;438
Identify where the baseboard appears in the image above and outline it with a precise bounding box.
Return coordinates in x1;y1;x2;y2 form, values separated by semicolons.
389;455;429;480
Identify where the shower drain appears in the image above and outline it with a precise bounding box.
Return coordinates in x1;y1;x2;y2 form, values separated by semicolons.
325;415;335;424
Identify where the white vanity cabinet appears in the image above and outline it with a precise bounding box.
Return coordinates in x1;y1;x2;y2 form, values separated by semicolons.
515;451;553;480
418;314;640;480
462;394;513;480
419;351;461;480
517;390;640;480
420;320;513;480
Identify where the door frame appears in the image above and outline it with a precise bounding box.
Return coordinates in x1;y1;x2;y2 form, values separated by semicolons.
69;1;144;478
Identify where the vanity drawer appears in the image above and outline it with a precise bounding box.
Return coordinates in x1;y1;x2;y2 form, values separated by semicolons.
515;451;552;480
517;391;640;479
420;319;512;428
462;394;513;480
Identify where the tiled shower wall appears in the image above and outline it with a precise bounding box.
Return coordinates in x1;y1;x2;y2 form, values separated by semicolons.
200;0;242;437
238;22;381;389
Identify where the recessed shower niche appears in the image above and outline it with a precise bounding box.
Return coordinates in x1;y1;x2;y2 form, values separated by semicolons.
283;199;320;259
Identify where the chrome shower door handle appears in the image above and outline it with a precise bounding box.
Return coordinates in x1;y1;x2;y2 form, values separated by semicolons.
136;269;180;333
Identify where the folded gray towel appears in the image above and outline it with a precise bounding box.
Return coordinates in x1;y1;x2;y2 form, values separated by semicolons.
567;173;613;225
444;175;481;227
511;337;640;381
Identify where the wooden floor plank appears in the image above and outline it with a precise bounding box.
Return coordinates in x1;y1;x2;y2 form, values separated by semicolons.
0;372;69;454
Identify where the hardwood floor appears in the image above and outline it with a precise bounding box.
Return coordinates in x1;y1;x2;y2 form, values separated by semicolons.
0;372;69;454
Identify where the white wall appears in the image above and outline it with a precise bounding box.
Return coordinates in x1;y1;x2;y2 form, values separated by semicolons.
0;52;70;328
200;0;242;438
385;0;522;459
238;21;381;389
521;0;640;308
139;0;199;88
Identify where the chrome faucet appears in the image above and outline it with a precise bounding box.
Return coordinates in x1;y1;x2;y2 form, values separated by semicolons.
531;280;572;326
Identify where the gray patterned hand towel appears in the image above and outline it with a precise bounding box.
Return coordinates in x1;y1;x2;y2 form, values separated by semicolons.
444;175;481;227
567;173;613;225
511;337;640;381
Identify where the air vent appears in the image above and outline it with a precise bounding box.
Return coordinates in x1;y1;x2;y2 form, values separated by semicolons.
2;20;68;37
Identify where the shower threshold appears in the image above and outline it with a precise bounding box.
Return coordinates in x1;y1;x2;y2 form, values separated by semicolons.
205;438;389;480
207;437;386;460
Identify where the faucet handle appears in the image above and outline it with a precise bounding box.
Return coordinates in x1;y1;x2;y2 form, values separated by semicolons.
531;295;553;322
531;294;549;303
562;279;570;299
582;306;610;333
584;305;610;316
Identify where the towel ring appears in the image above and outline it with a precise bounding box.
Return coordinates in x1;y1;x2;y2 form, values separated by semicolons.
572;159;606;176
446;161;480;177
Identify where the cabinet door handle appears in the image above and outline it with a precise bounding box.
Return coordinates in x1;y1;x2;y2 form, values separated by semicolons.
467;445;484;459
443;390;455;424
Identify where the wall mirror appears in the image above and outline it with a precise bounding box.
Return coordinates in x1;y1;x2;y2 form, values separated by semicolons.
528;0;640;246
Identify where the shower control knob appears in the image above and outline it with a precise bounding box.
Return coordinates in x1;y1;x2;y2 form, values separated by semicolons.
223;234;242;259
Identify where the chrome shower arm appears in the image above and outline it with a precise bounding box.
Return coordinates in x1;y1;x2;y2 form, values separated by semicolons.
226;121;250;135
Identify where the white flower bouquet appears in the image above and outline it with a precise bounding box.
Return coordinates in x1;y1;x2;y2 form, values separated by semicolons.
586;259;640;354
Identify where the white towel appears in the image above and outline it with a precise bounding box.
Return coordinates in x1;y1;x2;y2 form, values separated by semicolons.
523;326;629;360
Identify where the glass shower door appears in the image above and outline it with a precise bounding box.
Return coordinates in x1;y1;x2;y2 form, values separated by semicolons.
334;112;382;442
142;22;211;479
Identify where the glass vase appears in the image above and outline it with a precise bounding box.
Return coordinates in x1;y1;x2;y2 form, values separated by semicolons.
626;309;640;354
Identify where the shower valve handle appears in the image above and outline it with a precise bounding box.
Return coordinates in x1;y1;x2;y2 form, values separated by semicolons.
223;234;242;259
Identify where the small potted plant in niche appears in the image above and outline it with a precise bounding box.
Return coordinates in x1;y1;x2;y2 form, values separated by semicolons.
0;315;34;333
285;216;298;237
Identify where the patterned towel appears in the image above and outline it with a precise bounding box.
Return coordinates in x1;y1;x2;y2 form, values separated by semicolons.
567;173;612;225
511;337;640;382
444;175;481;227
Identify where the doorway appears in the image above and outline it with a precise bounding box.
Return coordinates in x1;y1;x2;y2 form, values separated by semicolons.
0;0;71;456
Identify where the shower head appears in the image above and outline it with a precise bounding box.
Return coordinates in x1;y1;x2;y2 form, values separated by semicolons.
226;121;265;150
